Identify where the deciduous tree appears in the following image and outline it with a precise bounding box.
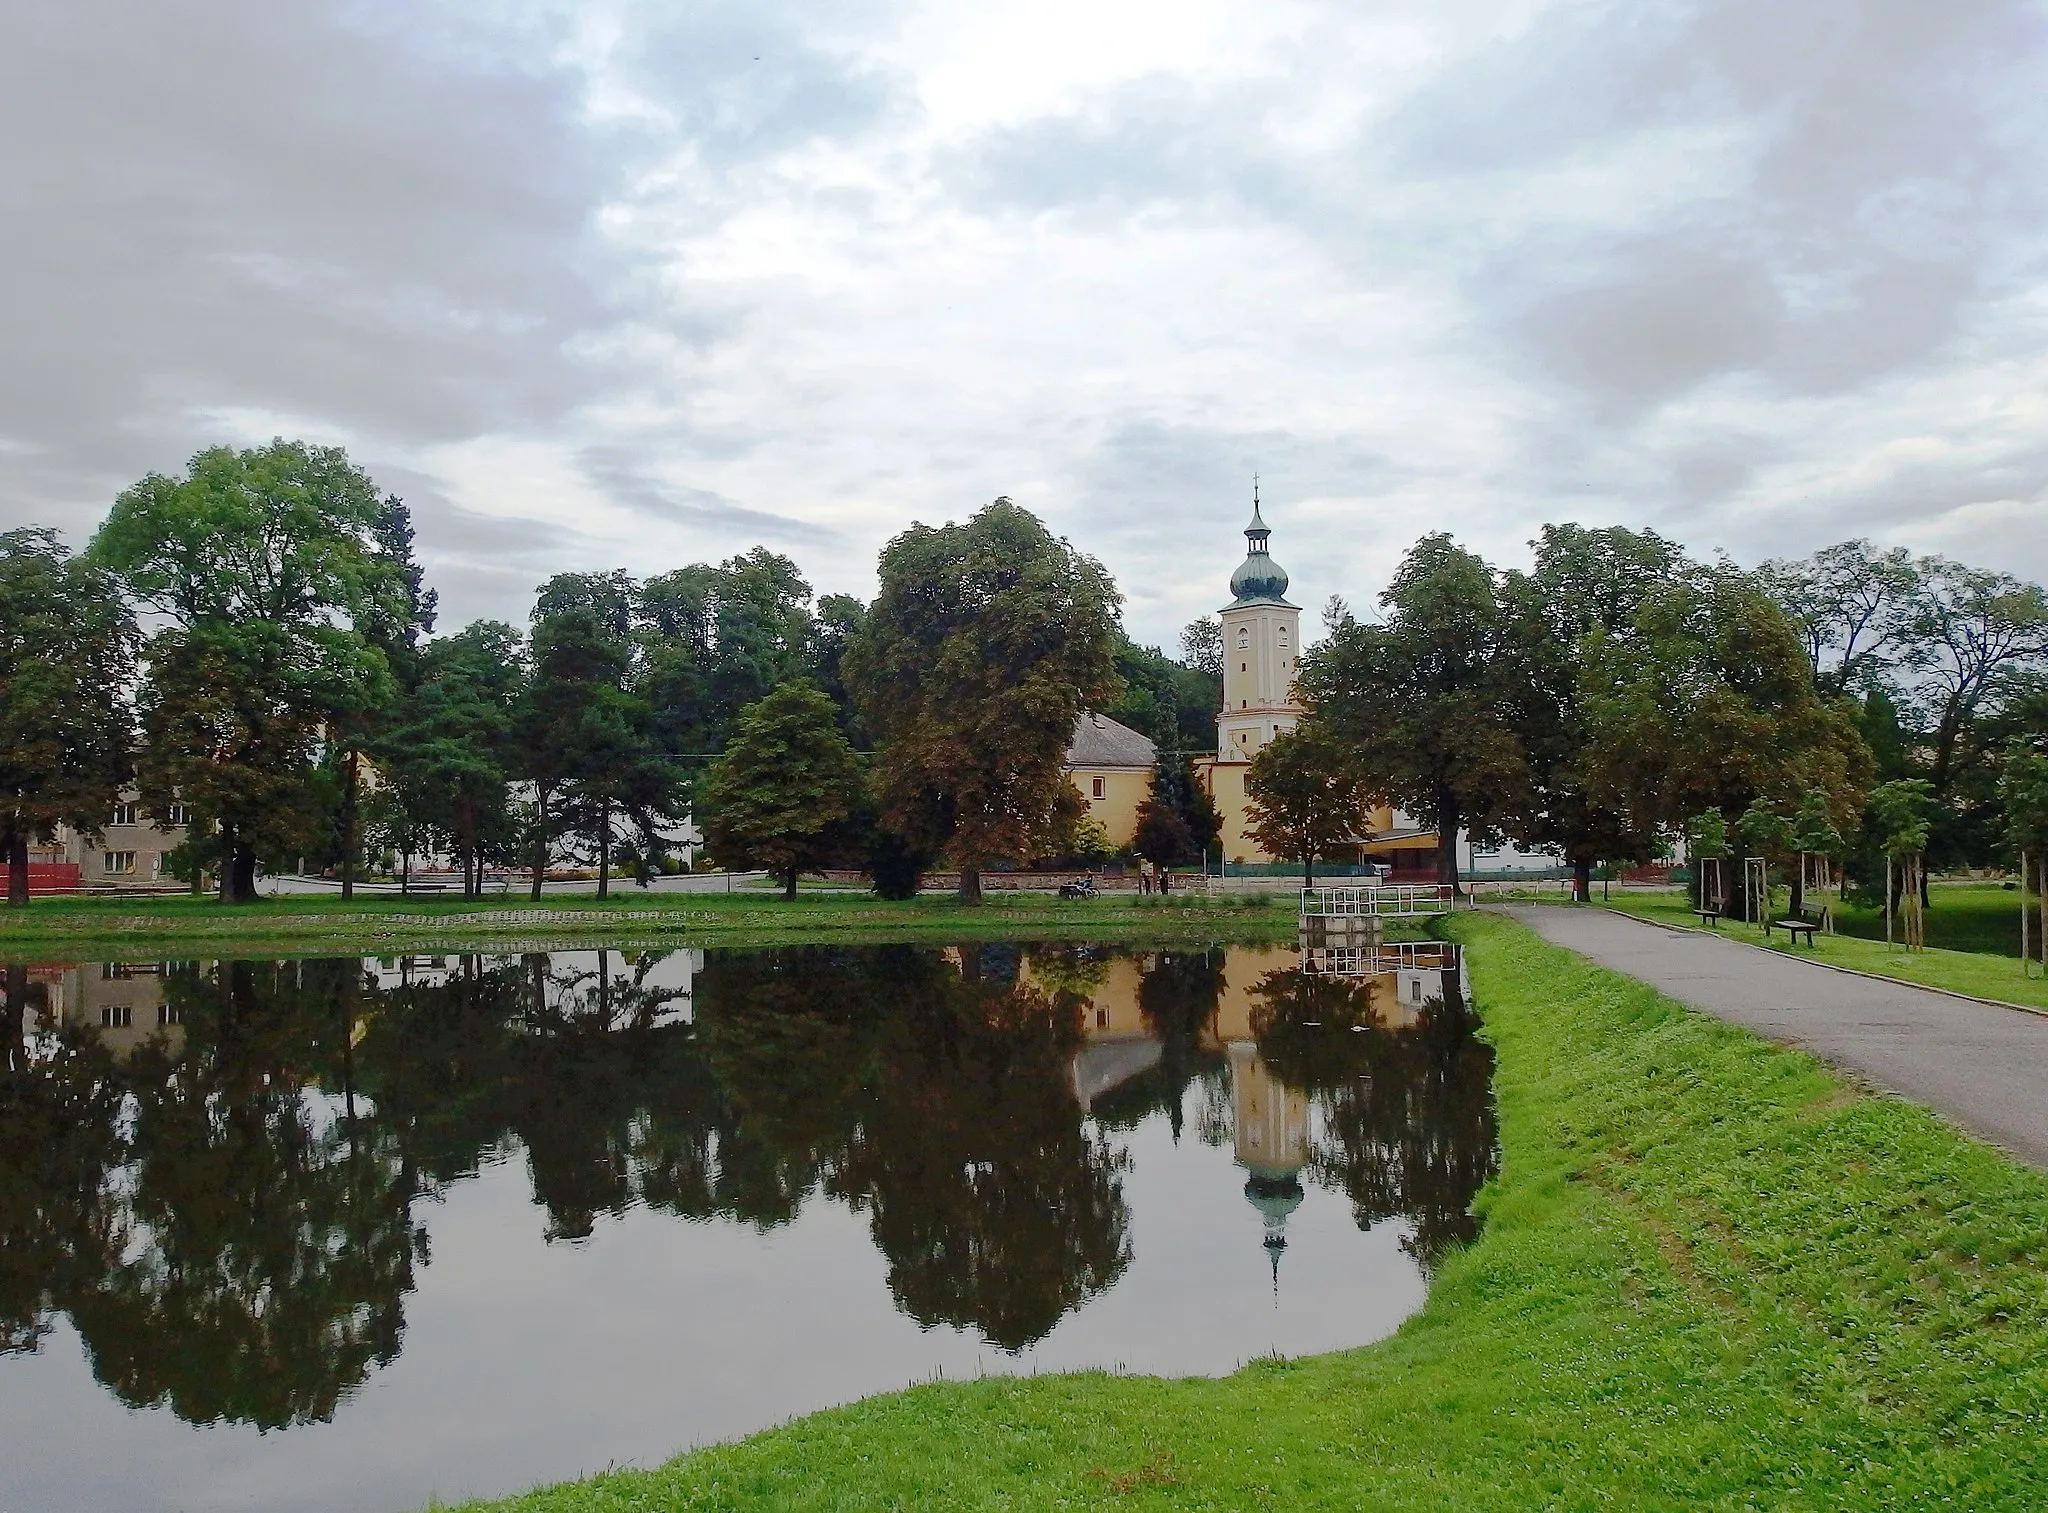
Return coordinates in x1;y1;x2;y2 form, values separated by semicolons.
1243;721;1378;885
1300;534;1525;893
844;500;1120;903
91;442;405;901
0;530;135;905
701;683;866;900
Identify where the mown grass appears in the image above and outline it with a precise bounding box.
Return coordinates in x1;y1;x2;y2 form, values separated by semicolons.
447;912;2048;1512
0;888;1298;957
1601;890;2048;1012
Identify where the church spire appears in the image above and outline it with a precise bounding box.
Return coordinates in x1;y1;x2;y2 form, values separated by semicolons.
1227;479;1290;606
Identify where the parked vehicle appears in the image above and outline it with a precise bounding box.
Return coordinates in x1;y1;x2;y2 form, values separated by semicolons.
1059;876;1099;900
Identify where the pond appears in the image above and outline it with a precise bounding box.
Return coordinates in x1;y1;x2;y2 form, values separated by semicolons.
0;939;1495;1513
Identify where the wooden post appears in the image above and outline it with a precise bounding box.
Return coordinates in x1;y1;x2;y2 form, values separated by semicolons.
2023;850;2031;978
1885;856;1894;947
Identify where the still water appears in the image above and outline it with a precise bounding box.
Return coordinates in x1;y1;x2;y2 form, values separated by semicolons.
0;940;1494;1513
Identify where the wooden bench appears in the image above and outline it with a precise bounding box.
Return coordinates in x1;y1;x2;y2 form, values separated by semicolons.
1768;917;1819;947
1694;909;1721;927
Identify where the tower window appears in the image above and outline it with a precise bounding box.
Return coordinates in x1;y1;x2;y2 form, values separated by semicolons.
1240;662;1247;672
1091;777;1104;799
1237;628;1250;649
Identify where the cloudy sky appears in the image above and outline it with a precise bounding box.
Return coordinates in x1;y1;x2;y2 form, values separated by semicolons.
4;0;2045;647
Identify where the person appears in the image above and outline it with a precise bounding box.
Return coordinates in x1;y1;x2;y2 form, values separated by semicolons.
1159;866;1171;896
1138;857;1155;895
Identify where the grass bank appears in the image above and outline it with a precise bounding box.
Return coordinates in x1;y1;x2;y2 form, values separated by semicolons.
1600;890;2048;1013
0;889;1298;957
450;912;2048;1511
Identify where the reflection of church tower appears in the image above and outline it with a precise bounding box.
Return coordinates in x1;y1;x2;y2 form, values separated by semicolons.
1217;482;1305;765
1227;1041;1310;1289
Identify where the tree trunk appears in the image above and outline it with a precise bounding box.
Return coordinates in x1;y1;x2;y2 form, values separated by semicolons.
1435;788;1464;897
958;866;982;905
597;799;611;901
1302;852;1314;887
228;844;258;903
530;789;548;901
1790;854;1806;922
218;825;237;903
401;842;411;896
1571;855;1592;904
783;865;798;901
340;749;360;900
6;832;27;908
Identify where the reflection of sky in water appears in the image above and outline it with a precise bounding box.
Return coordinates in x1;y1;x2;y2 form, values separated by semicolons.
0;944;1492;1513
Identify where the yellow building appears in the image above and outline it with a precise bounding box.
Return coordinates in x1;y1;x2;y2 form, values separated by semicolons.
1063;712;1157;850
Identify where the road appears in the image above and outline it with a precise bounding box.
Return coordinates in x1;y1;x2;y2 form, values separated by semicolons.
1511;905;2048;1168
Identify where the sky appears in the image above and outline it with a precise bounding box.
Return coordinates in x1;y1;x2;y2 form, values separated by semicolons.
4;0;2046;650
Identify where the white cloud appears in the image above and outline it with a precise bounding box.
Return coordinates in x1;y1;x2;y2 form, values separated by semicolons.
5;0;2046;638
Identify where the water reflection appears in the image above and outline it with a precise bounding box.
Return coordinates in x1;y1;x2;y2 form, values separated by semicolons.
0;940;1494;1512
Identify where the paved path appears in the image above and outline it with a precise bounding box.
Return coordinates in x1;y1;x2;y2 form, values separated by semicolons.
1510;906;2048;1167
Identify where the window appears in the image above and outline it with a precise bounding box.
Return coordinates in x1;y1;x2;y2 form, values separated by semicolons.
103;851;136;875
110;803;138;827
166;804;190;826
1091;777;1105;799
100;1005;132;1029
1096;1006;1109;1029
1237;627;1250;649
159;1005;184;1027
1277;627;1290;648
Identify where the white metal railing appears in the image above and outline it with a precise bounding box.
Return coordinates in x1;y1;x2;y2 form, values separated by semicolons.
1300;884;1453;919
1302;940;1460;977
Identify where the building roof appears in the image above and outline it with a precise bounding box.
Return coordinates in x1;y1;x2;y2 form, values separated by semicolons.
1065;712;1158;770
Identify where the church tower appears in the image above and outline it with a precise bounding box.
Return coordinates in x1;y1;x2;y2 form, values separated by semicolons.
1216;484;1304;764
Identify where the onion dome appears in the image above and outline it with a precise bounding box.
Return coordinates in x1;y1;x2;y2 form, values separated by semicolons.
1228;488;1293;607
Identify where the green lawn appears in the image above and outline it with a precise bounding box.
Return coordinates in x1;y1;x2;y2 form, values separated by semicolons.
448;912;2048;1512
0;887;1299;957
1601;890;2048;1012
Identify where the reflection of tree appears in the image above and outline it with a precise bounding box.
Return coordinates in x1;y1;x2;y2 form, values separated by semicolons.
1252;964;1497;1269
837;952;1130;1351
0;968;125;1356
698;944;1133;1351
69;961;420;1428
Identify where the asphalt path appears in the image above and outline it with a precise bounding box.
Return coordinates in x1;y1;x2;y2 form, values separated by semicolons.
1510;905;2048;1168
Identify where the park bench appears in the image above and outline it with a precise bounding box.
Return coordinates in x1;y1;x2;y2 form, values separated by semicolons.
1768;917;1820;947
1694;908;1721;927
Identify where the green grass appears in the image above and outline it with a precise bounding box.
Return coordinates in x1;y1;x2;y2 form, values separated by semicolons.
1601;890;2048;1012
0;887;1298;957
448;912;2048;1511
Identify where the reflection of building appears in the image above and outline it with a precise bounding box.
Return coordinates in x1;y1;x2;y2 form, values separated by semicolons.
1228;1041;1309;1285
1300;942;1462;1030
35;962;184;1056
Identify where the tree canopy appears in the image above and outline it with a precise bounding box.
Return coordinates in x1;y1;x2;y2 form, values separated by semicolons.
845;499;1121;902
701;682;867;899
0;530;136;904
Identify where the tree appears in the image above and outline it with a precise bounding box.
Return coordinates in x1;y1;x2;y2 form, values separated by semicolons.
1243;721;1379;885
1300;534;1525;893
1898;560;2048;805
91;442;405;901
1180;617;1222;680
1132;792;1198;867
1497;524;1687;900
2002;751;2048;971
701;683;866;900
0;530;136;905
378;623;525;899
1574;563;1870;854
1757;540;1920;695
519;587;684;901
329;496;438;898
1786;788;1846;921
1869;778;1937;948
844;499;1121;903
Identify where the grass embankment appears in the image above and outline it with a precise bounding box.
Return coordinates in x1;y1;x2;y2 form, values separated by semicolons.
1602;889;2048;1013
0;889;1297;957
452;912;2048;1512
